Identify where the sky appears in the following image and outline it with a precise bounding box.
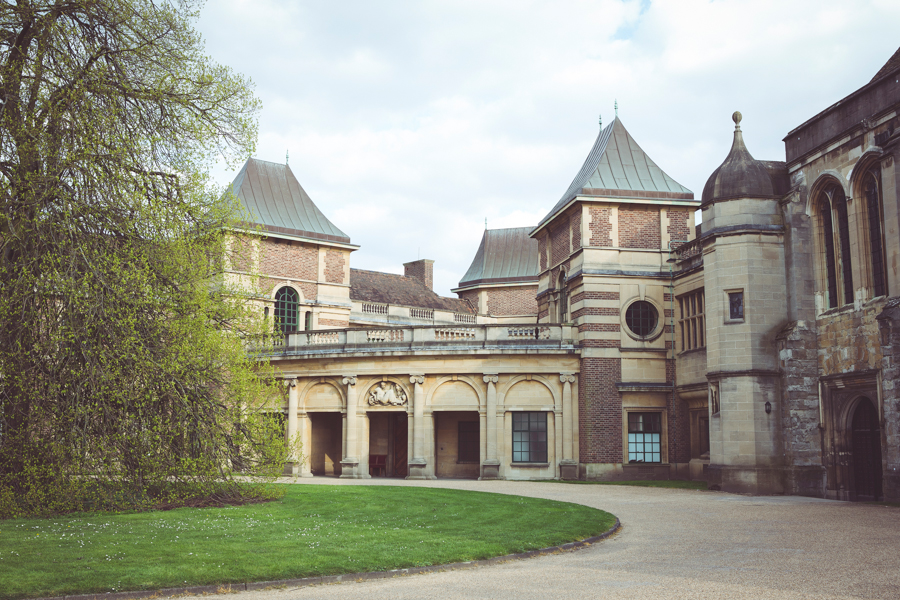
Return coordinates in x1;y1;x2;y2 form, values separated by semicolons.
197;0;900;297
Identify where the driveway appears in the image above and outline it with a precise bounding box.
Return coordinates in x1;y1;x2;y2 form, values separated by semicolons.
181;478;900;600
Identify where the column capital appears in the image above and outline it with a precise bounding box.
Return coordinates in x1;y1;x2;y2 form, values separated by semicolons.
342;376;357;386
483;374;499;384
559;374;576;384
287;378;298;388
409;375;425;385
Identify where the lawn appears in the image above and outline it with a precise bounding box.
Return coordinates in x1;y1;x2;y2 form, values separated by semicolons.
0;485;616;600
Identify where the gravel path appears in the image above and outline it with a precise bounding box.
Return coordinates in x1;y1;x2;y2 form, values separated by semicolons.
180;478;900;600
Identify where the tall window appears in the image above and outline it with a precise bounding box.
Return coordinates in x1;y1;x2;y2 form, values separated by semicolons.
834;189;854;305
274;287;299;334
512;412;547;463
628;412;661;463
678;290;705;351
817;184;853;308
864;168;887;298
557;271;568;323
820;196;839;308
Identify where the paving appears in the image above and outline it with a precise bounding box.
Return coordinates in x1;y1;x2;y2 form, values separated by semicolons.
178;478;900;600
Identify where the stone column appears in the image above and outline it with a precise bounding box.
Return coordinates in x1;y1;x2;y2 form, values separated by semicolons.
408;375;427;479
340;376;359;478
297;411;312;477
559;374;577;479
481;374;501;479
287;379;299;477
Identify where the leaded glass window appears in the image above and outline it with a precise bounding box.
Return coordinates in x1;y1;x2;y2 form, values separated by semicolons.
628;412;661;463
625;301;658;338
512;412;547;463
865;170;887;298
274;287;299;334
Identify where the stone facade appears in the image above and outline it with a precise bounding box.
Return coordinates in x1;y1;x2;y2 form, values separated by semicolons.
236;48;900;500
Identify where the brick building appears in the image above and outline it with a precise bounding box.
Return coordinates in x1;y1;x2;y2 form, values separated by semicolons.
234;47;900;501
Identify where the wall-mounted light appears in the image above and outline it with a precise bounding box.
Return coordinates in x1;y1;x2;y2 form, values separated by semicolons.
765;401;772;414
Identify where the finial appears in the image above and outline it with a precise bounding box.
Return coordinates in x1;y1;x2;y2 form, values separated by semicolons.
599;113;602;129
614;99;618;117
286;149;289;164
732;111;742;130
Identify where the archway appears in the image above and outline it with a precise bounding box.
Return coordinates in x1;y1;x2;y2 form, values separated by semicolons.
850;397;883;500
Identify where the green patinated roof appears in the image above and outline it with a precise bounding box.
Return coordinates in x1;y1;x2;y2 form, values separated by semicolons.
455;227;539;290
230;158;351;244
535;117;694;232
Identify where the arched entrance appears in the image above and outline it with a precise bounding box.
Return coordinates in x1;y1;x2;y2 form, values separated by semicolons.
850;398;882;501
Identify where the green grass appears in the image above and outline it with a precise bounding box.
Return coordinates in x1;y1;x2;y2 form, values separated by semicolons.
0;485;616;600
541;479;709;490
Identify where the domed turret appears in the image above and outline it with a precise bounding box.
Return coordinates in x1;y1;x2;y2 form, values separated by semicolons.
702;112;774;204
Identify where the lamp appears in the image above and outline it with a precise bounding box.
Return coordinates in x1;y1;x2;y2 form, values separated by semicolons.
764;401;772;414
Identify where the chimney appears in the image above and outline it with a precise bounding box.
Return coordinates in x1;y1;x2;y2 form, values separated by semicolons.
404;259;434;291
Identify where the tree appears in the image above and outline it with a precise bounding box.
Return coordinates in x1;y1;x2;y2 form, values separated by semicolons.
0;0;286;517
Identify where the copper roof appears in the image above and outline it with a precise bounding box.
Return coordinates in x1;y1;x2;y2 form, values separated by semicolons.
350;269;475;314
455;227;539;290
535;117;694;232
230;158;352;244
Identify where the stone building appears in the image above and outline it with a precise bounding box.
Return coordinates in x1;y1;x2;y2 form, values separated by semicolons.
229;47;900;501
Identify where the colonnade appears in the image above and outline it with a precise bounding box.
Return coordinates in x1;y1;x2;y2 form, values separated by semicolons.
282;372;579;479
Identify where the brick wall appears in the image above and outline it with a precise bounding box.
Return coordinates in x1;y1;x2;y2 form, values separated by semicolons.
571;291;619;304
571;306;620;319
324;249;345;284
589;206;613;246
260;239;317;280
667;208;691;244
260;278;317;302
319;318;348;328
619;207;661;249
230;235;254;272
457;289;479;312
571;210;582;250
578;323;621;332
666;358;691;464
578;357;622;462
486;286;538;316
550;220;570;266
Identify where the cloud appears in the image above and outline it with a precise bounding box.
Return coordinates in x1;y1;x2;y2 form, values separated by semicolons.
199;0;900;295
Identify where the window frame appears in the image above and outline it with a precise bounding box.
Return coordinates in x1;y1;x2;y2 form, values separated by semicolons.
627;412;662;464
511;412;548;464
677;289;705;352
724;289;744;324
863;167;888;298
274;286;300;334
623;299;663;340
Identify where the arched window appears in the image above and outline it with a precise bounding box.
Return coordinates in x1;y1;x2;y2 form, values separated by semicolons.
819;196;839;309
834;189;853;305
557;270;568;323
863;168;887;297
274;287;299;334
816;183;853;308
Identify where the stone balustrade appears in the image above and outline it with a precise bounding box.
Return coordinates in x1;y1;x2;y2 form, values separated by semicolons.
257;323;576;356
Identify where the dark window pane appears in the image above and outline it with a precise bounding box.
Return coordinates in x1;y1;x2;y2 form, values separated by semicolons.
625;301;658;337
728;292;744;320
866;172;886;298
274;287;299;334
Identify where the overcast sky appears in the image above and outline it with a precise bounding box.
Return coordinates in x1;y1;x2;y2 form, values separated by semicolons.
198;0;900;297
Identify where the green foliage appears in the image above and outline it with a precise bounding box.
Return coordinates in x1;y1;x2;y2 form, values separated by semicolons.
0;485;618;599
0;1;285;516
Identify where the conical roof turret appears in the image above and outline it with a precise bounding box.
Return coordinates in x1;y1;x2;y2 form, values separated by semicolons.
702;112;774;205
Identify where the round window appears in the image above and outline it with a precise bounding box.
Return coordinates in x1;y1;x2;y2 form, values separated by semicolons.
625;301;658;338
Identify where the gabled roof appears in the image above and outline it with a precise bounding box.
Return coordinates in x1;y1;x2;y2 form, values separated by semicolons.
454;227;539;291
871;45;900;83
534;117;694;232
230;158;352;244
350;269;475;314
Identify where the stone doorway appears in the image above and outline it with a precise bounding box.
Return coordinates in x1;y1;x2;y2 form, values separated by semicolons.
309;412;342;476
368;411;408;477
850;397;883;501
434;411;480;479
